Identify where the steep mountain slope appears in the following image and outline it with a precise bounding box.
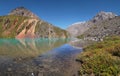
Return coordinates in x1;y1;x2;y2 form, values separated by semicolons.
0;7;69;38
67;11;117;37
67;21;93;36
83;16;120;41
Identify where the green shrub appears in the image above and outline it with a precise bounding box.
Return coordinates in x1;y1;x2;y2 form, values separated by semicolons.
77;36;120;76
77;35;84;39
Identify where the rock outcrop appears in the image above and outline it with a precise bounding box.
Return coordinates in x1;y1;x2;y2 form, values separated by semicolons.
9;7;39;19
91;11;117;23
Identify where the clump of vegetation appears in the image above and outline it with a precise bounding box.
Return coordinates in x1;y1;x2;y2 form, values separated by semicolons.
77;34;84;39
77;36;120;76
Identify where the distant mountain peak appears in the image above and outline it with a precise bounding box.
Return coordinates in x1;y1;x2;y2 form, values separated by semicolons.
97;11;117;17
71;21;86;25
15;6;27;9
92;11;117;22
8;6;39;19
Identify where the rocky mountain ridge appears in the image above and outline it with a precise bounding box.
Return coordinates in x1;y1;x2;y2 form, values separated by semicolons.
0;7;69;38
67;11;118;39
83;16;120;41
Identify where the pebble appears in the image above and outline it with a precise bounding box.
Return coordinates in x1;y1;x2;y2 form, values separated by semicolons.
7;68;12;72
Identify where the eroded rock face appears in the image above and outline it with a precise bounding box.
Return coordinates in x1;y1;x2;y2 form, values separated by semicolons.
9;7;39;19
15;19;39;38
67;11;117;37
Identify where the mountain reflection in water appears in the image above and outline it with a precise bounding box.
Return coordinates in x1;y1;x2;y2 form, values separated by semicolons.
0;38;69;58
0;38;82;76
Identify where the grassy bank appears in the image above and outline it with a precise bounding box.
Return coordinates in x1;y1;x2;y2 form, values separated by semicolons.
77;36;120;76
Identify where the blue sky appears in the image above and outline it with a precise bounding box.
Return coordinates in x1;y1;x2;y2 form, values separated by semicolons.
0;0;120;29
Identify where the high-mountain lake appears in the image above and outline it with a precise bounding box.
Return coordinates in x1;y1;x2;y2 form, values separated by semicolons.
0;38;82;76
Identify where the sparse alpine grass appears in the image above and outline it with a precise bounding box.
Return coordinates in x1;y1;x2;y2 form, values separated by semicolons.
77;36;120;76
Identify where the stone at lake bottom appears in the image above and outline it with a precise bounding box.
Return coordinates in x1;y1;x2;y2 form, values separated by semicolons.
38;72;43;76
7;68;12;72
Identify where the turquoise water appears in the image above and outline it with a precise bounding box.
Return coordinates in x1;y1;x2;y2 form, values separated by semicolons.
0;38;82;76
0;38;69;58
